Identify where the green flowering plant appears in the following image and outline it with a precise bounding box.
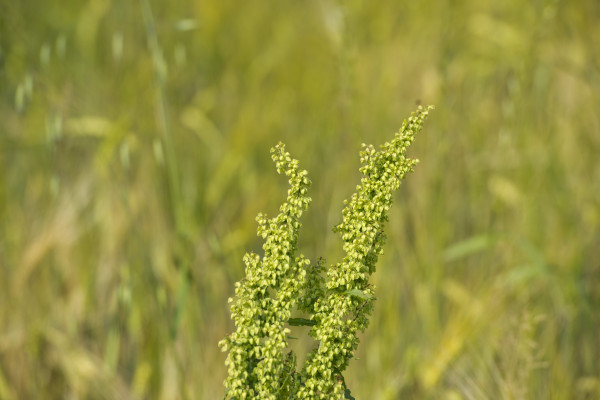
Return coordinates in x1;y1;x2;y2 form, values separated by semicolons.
219;106;434;399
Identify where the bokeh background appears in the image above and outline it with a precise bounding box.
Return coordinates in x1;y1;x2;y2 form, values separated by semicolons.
1;0;599;399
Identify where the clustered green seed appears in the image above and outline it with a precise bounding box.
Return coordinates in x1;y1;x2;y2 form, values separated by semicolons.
220;106;433;399
219;143;313;400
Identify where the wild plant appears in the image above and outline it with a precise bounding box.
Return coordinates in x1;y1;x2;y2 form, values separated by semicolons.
219;106;434;399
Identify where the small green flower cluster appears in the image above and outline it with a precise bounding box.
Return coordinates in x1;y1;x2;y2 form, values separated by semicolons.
298;105;433;398
220;106;433;399
219;143;313;400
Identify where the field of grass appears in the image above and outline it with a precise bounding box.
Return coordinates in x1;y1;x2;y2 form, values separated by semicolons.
1;1;599;399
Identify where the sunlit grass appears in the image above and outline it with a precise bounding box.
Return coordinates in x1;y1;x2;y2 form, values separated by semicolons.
1;1;599;399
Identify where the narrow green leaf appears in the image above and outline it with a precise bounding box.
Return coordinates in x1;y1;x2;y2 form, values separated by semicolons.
443;234;499;262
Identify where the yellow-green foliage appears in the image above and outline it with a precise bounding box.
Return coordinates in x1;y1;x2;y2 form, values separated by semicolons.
220;107;432;399
1;1;599;399
219;143;313;399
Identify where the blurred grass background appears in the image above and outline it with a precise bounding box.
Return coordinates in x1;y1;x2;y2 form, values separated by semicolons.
1;0;599;399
